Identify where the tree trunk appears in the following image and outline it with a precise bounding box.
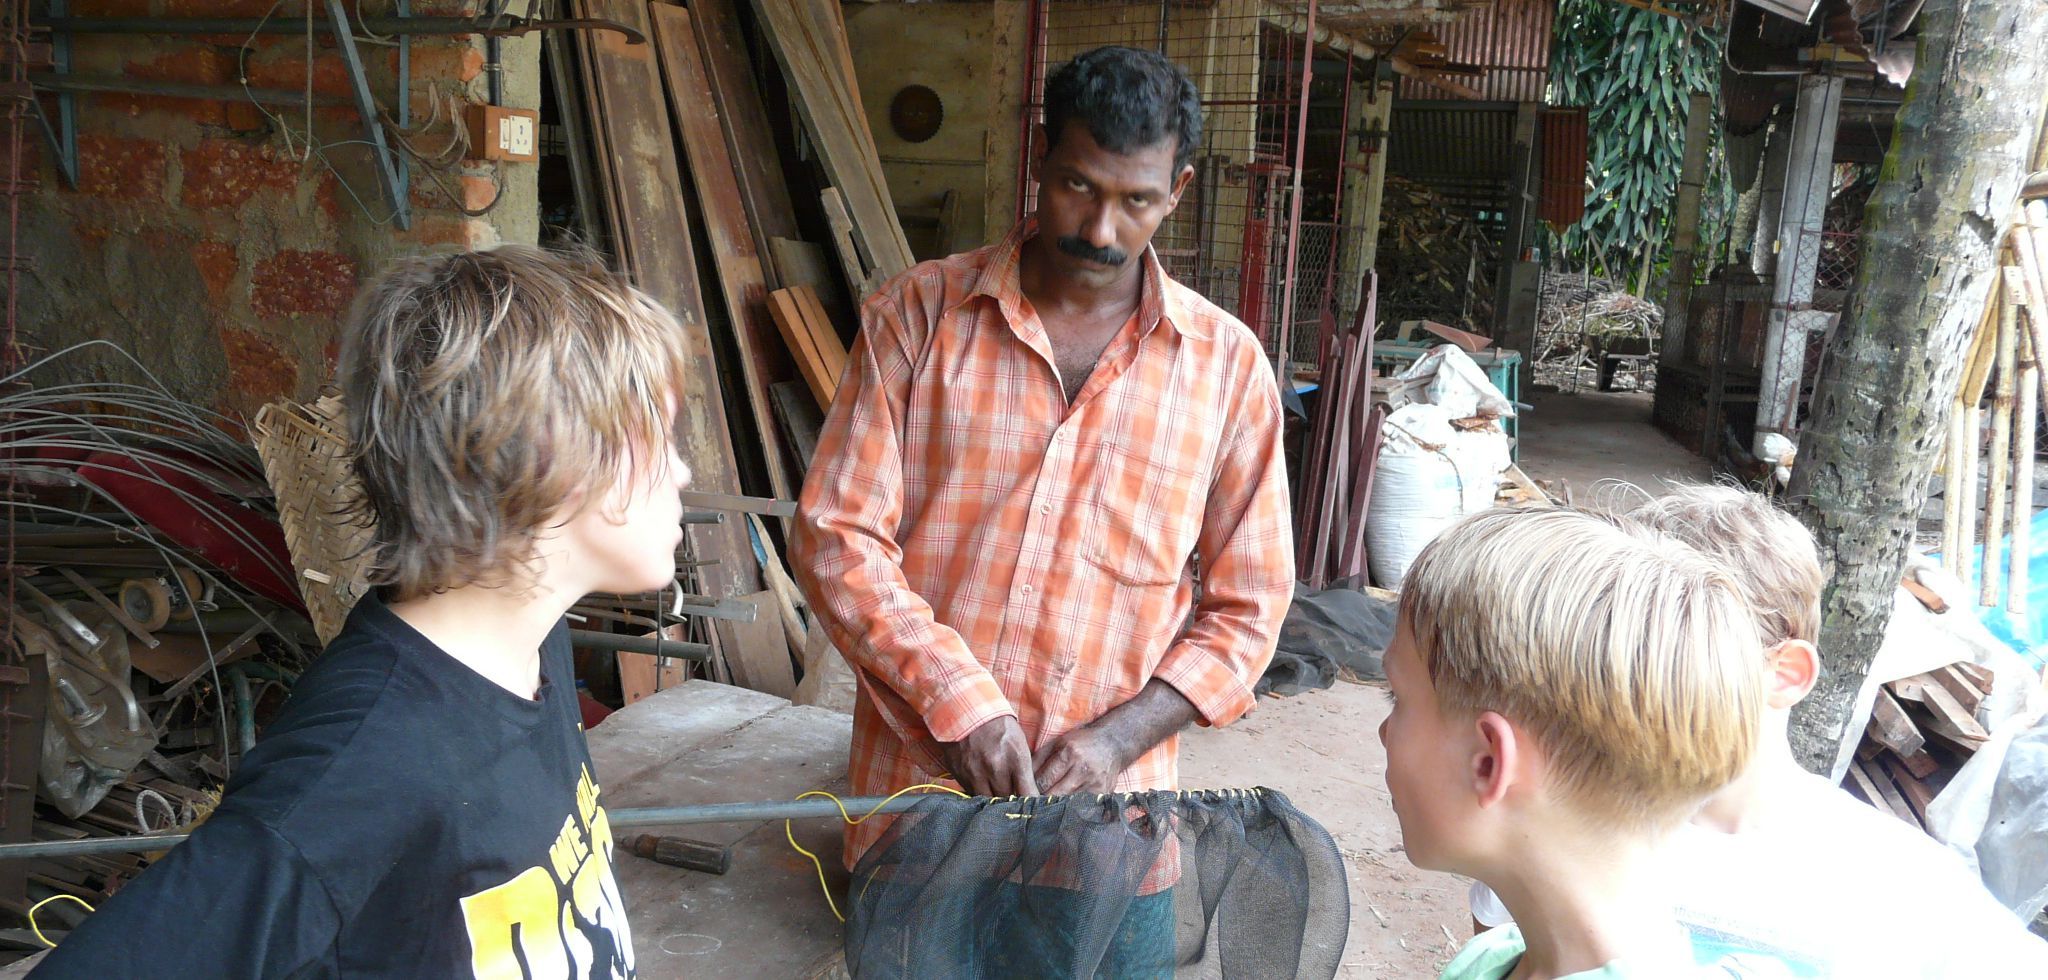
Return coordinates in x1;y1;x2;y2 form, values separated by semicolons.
1784;0;2048;775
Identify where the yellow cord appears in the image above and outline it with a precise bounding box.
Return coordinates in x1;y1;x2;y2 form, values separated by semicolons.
786;783;970;923
28;894;94;948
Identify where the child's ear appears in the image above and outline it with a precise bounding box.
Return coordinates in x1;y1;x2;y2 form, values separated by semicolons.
1764;640;1820;709
1469;711;1520;809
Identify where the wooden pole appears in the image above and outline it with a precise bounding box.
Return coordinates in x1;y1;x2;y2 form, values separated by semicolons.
2011;208;2048;408
1983;267;2020;606
1944;408;1967;576
1955;291;2001;590
2012;316;2037;615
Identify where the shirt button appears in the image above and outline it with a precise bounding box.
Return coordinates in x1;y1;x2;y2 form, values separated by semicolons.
1039;504;1050;515
1021;584;1033;594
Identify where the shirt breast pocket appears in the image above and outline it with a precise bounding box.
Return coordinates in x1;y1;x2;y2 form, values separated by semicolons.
1086;439;1208;587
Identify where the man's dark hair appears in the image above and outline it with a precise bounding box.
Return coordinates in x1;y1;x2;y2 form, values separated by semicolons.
1042;46;1202;174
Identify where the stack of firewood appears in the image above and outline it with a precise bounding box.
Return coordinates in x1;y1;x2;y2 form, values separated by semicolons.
1844;661;1996;830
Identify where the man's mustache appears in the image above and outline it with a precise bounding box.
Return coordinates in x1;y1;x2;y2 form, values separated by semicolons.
1056;235;1128;267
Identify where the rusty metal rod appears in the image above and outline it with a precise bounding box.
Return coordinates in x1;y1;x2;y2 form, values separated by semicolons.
39;16;645;45
0;795;958;860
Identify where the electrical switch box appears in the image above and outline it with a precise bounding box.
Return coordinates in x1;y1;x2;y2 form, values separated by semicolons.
464;105;540;163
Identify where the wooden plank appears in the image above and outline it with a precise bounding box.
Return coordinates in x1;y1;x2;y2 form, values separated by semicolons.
769;288;837;409
770;236;857;329
821;187;878;299
1900;575;1949;613
1881;754;1938;824
1932;664;1987;716
746;0;914;279
770;380;824;466
683;0;801;280
1860;759;1922;828
1953;660;1996;693
1896;745;1941;780
651;3;797;502
1866;687;1926;759
792;284;850;396
569;0;763;602
724;591;796;700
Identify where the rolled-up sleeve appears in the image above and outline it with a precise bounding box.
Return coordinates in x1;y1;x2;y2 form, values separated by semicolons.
1152;357;1292;727
790;290;1014;746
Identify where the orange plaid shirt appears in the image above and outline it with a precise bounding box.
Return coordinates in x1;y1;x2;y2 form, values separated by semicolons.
791;219;1293;865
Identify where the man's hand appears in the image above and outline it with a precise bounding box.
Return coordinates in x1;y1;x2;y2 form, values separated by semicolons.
1032;724;1132;797
1033;680;1201;797
939;715;1039;798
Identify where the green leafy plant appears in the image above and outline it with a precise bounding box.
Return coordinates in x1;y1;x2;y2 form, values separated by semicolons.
1547;0;1733;292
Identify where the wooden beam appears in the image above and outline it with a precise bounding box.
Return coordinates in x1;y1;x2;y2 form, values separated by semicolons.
568;0;764;602
746;0;915;280
769;288;836;410
680;0;802;283
652;3;797;502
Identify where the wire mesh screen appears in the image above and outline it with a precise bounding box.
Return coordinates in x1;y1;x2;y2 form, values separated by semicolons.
1022;1;1363;366
844;788;1350;979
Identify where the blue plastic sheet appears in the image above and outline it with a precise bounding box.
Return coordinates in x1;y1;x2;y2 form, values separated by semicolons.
1941;509;2048;670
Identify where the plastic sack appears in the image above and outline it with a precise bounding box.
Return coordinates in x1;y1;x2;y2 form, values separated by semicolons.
1391;345;1515;420
1926;711;2048;921
844;788;1350;980
1365;405;1510;587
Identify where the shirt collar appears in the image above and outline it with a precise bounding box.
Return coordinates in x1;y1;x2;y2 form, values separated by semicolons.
958;218;1208;341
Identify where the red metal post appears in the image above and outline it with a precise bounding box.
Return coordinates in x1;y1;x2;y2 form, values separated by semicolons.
1269;0;1317;377
1015;0;1048;224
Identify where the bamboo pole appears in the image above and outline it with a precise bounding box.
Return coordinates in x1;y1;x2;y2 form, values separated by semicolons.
2012;210;2048;407
1945;408;1967;574
1957;290;2001;594
1984;267;2020;606
2012;318;2037;614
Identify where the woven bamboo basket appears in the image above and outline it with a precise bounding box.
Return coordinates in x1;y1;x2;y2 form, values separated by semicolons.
252;395;374;647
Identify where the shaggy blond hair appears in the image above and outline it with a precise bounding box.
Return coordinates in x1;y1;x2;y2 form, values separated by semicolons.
1401;508;1763;827
1630;483;1823;646
338;245;691;600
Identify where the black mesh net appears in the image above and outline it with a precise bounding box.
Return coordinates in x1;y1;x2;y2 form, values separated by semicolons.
844;787;1349;979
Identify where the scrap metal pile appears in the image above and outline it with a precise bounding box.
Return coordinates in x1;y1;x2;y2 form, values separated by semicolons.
1532;271;1662;392
0;343;322;944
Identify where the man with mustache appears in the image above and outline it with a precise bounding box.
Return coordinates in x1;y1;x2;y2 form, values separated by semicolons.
793;44;1292;876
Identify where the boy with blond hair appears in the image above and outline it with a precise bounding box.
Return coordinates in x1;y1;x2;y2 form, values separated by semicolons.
34;246;690;978
1470;484;2048;976
1379;507;1767;978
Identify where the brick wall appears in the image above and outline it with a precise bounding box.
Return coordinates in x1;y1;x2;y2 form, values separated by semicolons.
18;0;540;422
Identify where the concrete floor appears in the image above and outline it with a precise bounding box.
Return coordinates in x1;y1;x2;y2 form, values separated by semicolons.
1514;388;1711;500
1182;681;1470;977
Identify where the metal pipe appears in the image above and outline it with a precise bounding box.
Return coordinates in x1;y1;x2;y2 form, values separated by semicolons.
567;629;713;660
39;16;645;45
0;794;956;860
28;73;354;108
1270;0;1318;379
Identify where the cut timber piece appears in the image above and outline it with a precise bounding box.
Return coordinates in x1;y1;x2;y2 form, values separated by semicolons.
769;288;837;409
791;285;850;395
1897;745;1941;780
1917;682;1992;753
1881;754;1938;824
1932;664;1987;717
1866;688;1926;760
1860;758;1922;828
568;0;762;602
1900;575;1949;613
723;592;796;700
746;0;914;280
770;237;857;330
770;380;824;466
651;3;796;501
1953;661;1996;692
1422;320;1492;352
821;187;879;300
619;625;694;705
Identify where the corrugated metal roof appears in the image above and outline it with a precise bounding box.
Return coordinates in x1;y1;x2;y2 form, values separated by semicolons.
1396;0;1553;102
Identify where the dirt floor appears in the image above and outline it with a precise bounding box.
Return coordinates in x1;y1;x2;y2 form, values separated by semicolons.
1181;681;1470;977
1514;388;1711;498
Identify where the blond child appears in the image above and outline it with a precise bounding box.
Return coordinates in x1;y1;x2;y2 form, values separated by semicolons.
34;246;690;979
1470;485;2048;977
1380;507;1766;978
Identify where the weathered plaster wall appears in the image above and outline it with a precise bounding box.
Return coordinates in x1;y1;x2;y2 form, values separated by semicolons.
19;0;540;422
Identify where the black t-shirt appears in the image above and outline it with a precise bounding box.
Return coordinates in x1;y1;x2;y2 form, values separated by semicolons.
33;595;637;979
